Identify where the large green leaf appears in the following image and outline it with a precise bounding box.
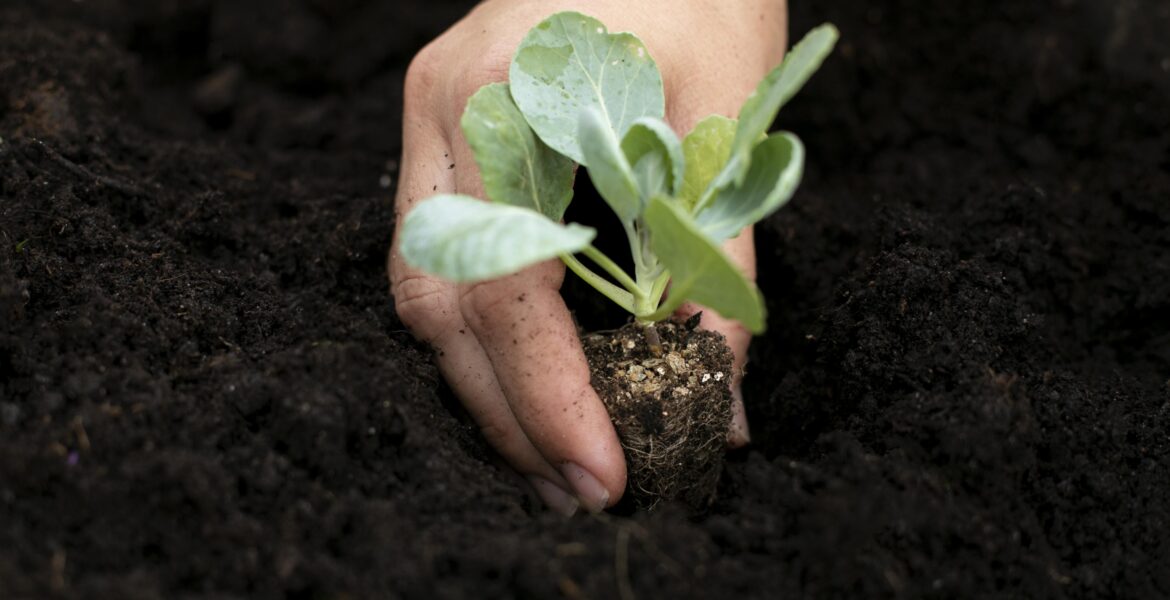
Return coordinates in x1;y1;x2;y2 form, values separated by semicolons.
621;117;684;199
679;115;736;212
461;83;576;220
399;195;595;282
644;196;765;333
692;25;836;213
578;108;642;222
695;132;804;242
728;24;837;182
510;11;665;164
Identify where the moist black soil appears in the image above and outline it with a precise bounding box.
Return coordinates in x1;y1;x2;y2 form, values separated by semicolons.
1;1;1168;598
583;319;734;511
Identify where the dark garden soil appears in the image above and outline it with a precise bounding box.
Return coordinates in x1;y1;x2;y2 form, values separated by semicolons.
1;0;1168;598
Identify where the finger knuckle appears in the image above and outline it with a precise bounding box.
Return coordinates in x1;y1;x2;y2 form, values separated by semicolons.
478;419;521;455
404;42;443;101
458;263;567;328
451;45;513;104
391;275;457;341
529;260;567;288
459;279;513;326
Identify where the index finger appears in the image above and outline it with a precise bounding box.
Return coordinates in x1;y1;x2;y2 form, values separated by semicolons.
459;264;627;512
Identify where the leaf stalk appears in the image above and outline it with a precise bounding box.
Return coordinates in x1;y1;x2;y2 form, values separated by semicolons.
559;253;634;312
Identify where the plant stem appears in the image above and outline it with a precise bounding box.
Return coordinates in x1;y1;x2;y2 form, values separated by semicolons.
623;221;645;274
564;221;670;323
559;253;634;313
583;246;644;299
641;290;687;323
641;321;663;356
649;271;670;307
633;294;657;320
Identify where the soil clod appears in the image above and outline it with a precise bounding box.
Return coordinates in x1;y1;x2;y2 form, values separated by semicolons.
583;320;734;510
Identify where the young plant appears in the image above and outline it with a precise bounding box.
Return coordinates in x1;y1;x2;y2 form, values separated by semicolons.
399;12;837;341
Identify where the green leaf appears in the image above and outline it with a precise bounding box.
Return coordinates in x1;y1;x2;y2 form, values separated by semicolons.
726;23;837;186
679;115;736;212
578;108;642;222
643;196;766;333
691;25;835;214
621;117;684;199
461;83;576;220
510;11;665;164
731;25;836;171
399;195;596;282
695;132;804;242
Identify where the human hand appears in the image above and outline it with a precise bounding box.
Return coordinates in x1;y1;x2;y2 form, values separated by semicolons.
389;0;787;515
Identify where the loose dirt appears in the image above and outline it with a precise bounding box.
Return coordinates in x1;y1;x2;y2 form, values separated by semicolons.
2;1;1167;598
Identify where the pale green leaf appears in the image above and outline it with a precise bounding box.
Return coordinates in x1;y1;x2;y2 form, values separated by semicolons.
461;83;576;220
644;196;766;333
679;115;736;212
732;25;837;169
726;23;837;186
510;11;665;164
621;117;684;199
399;195;596;282
630;152;668;205
579;108;642;222
691;25;835;214
695;132;804;242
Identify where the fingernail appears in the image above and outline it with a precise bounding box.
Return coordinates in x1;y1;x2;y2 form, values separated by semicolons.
728;387;751;446
528;476;579;517
559;462;610;514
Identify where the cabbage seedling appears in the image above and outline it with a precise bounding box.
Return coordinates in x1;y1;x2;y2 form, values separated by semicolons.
400;12;837;341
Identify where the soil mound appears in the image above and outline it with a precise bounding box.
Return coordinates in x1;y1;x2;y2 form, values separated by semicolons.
2;1;1167;597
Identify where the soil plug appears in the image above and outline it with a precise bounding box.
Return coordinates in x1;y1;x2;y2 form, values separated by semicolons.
398;11;837;509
